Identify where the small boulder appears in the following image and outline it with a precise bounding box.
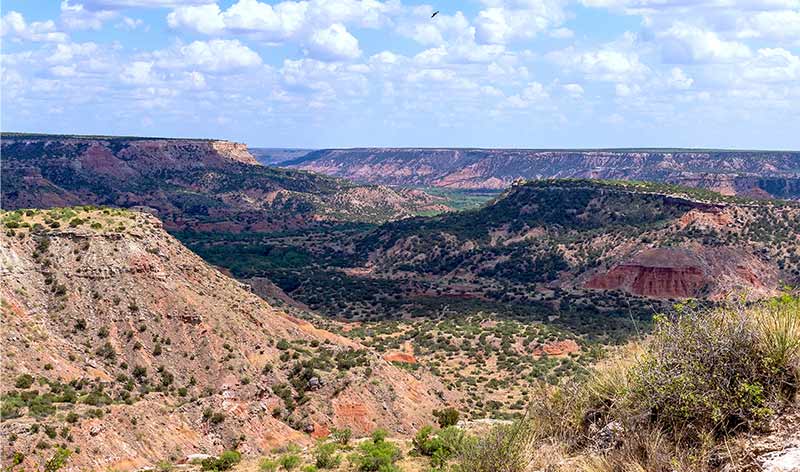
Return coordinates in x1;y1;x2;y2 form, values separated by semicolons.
759;447;800;472
591;421;624;451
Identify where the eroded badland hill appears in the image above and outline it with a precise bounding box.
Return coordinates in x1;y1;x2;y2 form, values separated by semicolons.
0;208;456;470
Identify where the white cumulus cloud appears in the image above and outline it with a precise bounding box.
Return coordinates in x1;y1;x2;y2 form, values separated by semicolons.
307;23;362;60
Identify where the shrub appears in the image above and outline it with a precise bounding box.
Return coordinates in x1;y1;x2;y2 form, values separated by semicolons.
453;418;537;472
491;295;800;472
433;407;460;427
201;450;241;471
15;374;34;389
330;427;351;446
43;447;71;472
156;460;174;472
313;442;341;469
279;454;301;471
413;425;466;467
754;294;800;385
259;458;278;472
349;429;401;472
630;297;799;440
96;342;117;361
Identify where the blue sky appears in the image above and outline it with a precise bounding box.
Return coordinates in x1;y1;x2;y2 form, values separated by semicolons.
2;0;799;149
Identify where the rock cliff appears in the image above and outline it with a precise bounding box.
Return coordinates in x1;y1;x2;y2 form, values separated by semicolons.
286;148;800;199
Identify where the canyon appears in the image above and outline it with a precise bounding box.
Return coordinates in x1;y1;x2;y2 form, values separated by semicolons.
286;148;800;199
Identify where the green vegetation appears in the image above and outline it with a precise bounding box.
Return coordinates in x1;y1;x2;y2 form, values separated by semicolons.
330;428;352;446
201;450;242;471
453;294;800;471
418;187;500;212
433;408;460;428
43;448;72;472
278;454;301;471
313;442;342;469
412;425;466;468
452;419;537;472
349;429;402;472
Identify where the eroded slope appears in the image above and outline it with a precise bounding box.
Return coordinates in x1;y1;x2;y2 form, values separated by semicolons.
0;208;455;471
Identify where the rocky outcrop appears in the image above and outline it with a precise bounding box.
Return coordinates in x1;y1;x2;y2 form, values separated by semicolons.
586;263;707;298
287;148;800;199
584;247;779;299
532;339;580;357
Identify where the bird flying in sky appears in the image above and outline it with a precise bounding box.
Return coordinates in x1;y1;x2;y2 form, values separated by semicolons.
431;10;439;18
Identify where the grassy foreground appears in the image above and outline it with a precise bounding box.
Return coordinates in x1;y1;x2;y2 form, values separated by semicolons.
191;294;798;472
455;293;800;472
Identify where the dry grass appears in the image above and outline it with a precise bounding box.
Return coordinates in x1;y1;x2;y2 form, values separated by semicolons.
452;294;800;472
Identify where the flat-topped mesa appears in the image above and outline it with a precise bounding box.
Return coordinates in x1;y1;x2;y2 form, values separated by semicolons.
209;140;259;166
1;133;446;231
286;148;800;199
2;134;259;171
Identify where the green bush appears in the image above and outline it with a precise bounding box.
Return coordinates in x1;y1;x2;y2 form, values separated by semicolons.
330;427;351;446
279;454;300;471
413;425;466;467
433;407;459;427
15;374;34;389
313;442;341;469
631;297;799;440
259;458;278;471
349;429;401;472
453;419;536;472
43;447;71;472
201;450;241;471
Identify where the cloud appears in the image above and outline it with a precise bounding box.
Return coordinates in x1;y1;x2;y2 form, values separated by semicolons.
167;0;396;61
507;81;549;107
475;0;569;44
120;60;156;85
152;39;263;72
741;48;800;82
615;82;640;96
398;10;475;46
737;10;800;42
48;42;100;64
307;23;361;60
659;23;751;63
167;4;225;35
116;17;145;30
78;0;210;8
1;11;68;42
562;83;584;96
60;1;118;30
549;35;650;82
666;67;693;89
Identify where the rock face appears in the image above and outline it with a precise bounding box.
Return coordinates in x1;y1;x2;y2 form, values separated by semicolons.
584;246;781;299
0;208;455;471
533;339;581;357
0;133;448;232
585;248;708;298
286;148;800;199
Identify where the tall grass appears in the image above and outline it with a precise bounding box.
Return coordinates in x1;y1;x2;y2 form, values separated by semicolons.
753;294;800;392
452;293;799;471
